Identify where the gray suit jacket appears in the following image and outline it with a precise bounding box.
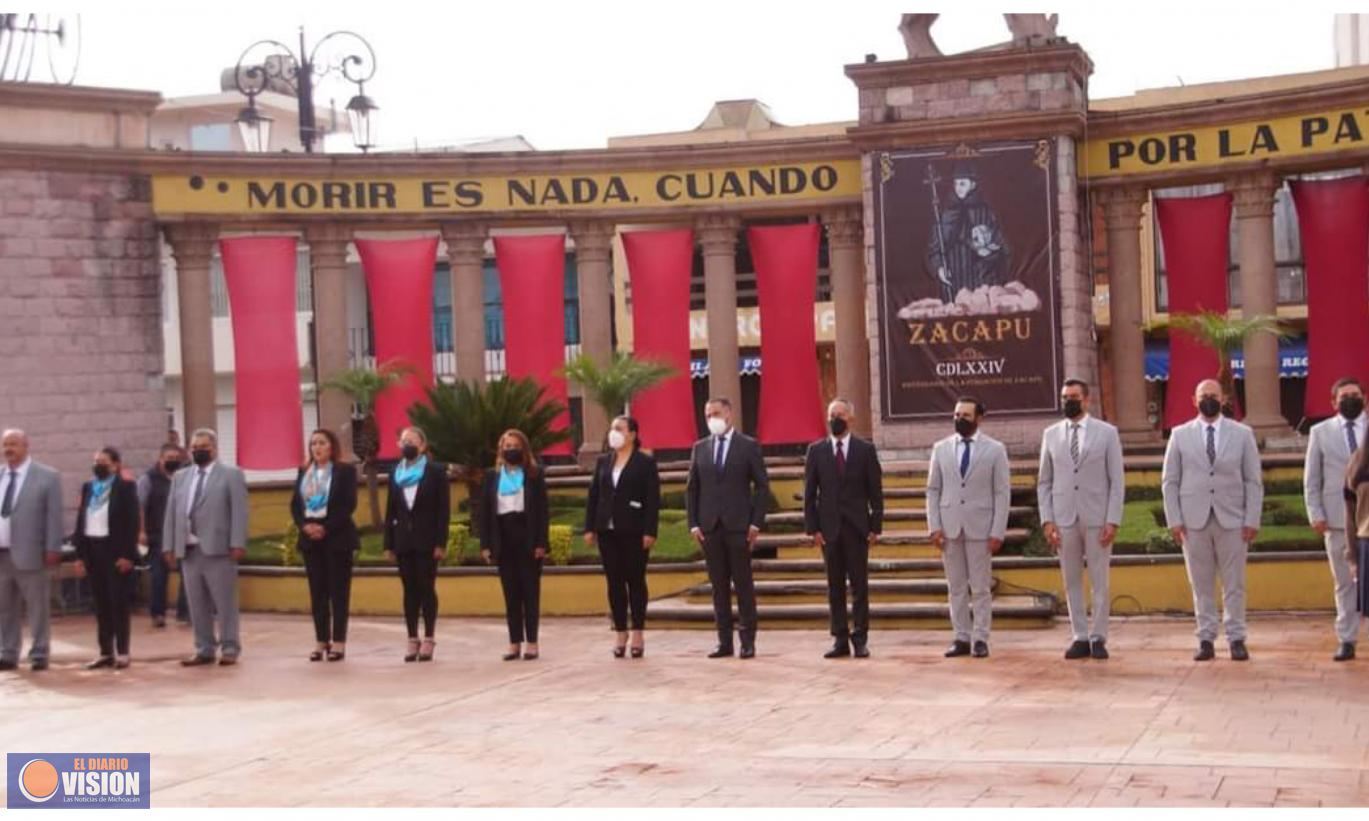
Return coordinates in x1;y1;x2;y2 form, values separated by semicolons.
926;433;1010;541
1036;417;1125;528
162;463;249;558
1161;417;1263;531
3;461;63;571
1304;415;1361;528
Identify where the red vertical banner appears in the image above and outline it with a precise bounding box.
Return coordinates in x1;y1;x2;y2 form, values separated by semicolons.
1292;176;1369;417
1155;193;1232;430
357;237;438;459
622;229;698;450
218;236;304;469
749;223;826;444
494;234;572;456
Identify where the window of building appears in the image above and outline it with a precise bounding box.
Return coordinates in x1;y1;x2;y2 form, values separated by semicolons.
189;124;233;152
684;217;832;312
209;245;312;317
481;255;578;350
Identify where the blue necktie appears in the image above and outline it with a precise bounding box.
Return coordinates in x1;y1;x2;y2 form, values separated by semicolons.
959;438;971;478
1348;421;1359;455
714;436;726;478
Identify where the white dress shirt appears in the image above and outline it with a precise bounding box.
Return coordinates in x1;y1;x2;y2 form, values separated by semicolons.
0;459;32;548
1342;413;1368;454
830;433;852;457
1196;416;1225;456
496;487;526;515
956;431;981;467
185;462;215;545
1066;415;1088;456
84;484;111;538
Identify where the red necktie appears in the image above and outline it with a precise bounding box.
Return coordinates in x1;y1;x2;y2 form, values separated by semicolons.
835;440;846;476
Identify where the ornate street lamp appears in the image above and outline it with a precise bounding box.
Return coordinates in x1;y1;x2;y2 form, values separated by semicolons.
232;27;378;153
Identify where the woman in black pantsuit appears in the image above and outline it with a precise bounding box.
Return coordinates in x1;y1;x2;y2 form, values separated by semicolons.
480;428;550;662
74;447;141;670
383;426;450;662
584;416;660;658
289;429;360;662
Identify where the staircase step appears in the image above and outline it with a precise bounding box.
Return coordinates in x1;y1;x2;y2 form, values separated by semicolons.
647;595;1056;630
681;577;963;605
775;544;943;560
764;506;1032;527
755;527;1030;550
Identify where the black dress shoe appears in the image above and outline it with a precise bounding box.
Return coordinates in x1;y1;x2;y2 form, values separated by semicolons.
218;656;239;666
0;659;17;671
739;645;756;660
824;641;851;659
1090;639;1110;660
85;656;115;670
1229;640;1249;662
181;655;216;667
1064;640;1091;660
853;643;870;659
972;641;990;658
944;641;972;658
30;659;48;671
707;645;734;659
1334;642;1356;662
1194;640;1215;661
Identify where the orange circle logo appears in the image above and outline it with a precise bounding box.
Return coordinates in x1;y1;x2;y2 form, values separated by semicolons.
17;759;59;803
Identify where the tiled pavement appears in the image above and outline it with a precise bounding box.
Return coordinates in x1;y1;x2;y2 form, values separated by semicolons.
2;612;1367;807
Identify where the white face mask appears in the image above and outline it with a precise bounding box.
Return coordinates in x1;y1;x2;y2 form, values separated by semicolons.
607;430;627;450
706;417;728;436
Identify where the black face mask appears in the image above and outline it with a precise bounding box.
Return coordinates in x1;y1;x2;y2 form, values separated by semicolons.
1062;399;1084;420
1340;396;1365;420
828;417;849;437
400;444;420;462
162;460;182;474
92;465;111;481
191;449;213;467
954;417;977;438
503;449;524;466
1198;397;1222;418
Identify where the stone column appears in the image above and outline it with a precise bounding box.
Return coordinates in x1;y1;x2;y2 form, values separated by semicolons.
697;215;742;408
569;221;616;461
439;222;489;383
1230;171;1290;441
1096;187;1155;445
823;207;872;435
165;223;219;437
305;225;353;458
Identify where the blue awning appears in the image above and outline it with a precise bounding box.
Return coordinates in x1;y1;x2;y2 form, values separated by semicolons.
1144;338;1308;381
690;356;762;379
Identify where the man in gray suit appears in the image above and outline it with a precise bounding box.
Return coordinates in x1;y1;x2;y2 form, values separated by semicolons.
1038;378;1125;660
162;428;249;666
0;430;63;671
927;397;1011;658
1303;376;1366;662
1162;379;1263;662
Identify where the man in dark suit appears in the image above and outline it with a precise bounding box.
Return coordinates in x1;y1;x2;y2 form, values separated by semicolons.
804;399;883;659
686;397;770;659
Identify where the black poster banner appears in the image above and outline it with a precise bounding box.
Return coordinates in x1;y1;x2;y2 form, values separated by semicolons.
874;140;1063;420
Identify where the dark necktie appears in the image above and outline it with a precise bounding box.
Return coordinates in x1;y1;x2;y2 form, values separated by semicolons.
0;470;15;518
1069;424;1080;466
959;439;972;478
835;439;846;476
189;469;207;535
1348;421;1359;455
714;436;727;478
1206;425;1216;465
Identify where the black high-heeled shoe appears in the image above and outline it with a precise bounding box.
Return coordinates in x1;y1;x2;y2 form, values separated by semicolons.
309;645;328;663
404;639;420;663
418;638;435;662
630;645;645;659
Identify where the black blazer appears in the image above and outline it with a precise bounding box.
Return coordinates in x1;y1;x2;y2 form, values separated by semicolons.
289;462;361;552
584;450;661;537
383;462;451;555
686;430;770;533
72;477;140;563
479;467;550;560
803;435;884;543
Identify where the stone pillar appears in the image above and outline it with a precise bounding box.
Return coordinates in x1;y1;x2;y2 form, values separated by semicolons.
1096;187;1155;445
569;221;616;461
1230;171;1290;441
440;222;489;383
165;223;219;437
823;207;872;435
305;225;353;458
697;215;742;408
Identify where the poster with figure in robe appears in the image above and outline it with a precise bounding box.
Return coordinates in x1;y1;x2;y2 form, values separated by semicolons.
874;140;1063;420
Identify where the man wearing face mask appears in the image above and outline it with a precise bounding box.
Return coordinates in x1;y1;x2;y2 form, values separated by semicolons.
927;397;1010;659
1037;379;1125;660
0;429;63;672
1162;379;1263;662
686;397;770;659
1303;377;1367;661
804;399;883;659
162;428;249;666
138;444;189;628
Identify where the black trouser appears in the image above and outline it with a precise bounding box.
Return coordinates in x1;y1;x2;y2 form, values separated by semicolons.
823;521;871;644
303;545;353;644
397;550;438;639
497;513;542;643
702;525;757;647
86;539;132;657
597;529;649;631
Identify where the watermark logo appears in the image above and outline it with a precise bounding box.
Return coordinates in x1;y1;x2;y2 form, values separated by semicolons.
7;754;149;809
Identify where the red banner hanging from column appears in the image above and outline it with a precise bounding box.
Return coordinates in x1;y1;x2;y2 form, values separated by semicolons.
1292;176;1369;417
749;223;826;444
219;236;304;469
357;237;438;459
1155;193;1232;430
622;229;698;450
494;234;572;456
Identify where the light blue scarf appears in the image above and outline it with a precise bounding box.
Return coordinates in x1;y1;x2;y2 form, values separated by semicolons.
393;456;428;489
87;476;114;511
300;464;332;516
497;466;525;496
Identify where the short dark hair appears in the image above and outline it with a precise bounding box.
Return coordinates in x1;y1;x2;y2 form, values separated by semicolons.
705;397;732;410
1332;377;1363;396
614;415;642;451
99;446;121;465
1062;378;1090;397
158;443;182;457
955;396;986;418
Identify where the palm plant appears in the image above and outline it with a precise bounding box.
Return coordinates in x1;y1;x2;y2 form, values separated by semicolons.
1168;311;1290;414
562;351;676;423
321;359;415;530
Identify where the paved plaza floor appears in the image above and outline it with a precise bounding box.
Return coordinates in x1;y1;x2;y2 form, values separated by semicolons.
2;612;1367;807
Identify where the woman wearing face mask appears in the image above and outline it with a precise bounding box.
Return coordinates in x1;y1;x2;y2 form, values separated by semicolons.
584;416;660;658
289;429;359;662
480;429;550;661
382;427;450;662
73;447;141;670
